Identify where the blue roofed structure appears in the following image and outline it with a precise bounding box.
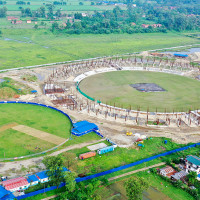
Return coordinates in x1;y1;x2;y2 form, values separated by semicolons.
186;155;200;166
174;53;188;58
27;175;39;186
73;120;88;128
36;171;49;183
71;121;99;136
0;185;15;200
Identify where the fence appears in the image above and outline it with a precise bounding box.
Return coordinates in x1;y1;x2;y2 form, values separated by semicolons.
16;142;200;199
0;101;73;161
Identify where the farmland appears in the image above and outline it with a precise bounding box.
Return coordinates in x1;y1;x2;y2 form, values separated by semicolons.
0;30;199;70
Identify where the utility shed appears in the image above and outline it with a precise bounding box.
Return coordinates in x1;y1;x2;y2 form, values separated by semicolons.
97;146;114;155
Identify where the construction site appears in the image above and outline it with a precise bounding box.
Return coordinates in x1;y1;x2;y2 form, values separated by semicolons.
0;50;200;148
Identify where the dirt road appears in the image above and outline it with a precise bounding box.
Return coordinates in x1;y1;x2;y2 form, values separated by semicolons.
108;162;165;181
0;139;104;178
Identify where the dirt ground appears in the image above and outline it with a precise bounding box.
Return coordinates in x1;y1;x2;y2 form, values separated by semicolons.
0;122;18;132
12;125;66;145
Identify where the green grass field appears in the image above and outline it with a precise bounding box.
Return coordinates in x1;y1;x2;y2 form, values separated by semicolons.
66;138;185;175
0;30;199;70
0;103;72;138
0;103;72;158
0;129;55;158
80;70;200;112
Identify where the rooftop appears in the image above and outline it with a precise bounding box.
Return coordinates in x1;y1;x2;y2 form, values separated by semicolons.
171;170;188;180
186;155;200;166
2;177;29;190
36;171;49;180
27;175;39;183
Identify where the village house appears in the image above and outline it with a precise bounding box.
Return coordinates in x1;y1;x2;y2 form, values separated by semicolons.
151;24;162;28
141;24;149;28
26;20;31;24
7;16;18;21
185;155;200;174
171;170;188;182
11;20;22;25
159;166;177;178
1;177;30;192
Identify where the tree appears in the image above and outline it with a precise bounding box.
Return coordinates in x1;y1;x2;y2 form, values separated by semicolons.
187;171;197;185
34;24;38;29
36;6;45;18
55;9;61;18
46;4;54;19
0;6;7;18
124;176;149;200
79;2;84;5
42;155;65;188
64;171;76;192
24;7;32;17
51;22;59;32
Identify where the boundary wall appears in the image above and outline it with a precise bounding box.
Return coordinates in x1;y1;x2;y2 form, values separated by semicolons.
16;142;200;199
0;101;73;161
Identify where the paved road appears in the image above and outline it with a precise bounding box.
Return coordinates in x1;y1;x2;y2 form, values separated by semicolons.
108;162;165;181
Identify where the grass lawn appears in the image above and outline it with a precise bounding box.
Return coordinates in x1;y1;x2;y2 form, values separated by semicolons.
0;129;55;158
66;138;184;175
80;71;200;112
0;30;199;70
0;103;72;138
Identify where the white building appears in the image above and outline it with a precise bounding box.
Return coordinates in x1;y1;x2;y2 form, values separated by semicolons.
185;155;200;175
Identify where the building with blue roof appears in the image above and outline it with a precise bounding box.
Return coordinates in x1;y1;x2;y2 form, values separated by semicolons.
174;53;188;58
0;185;15;200
36;171;49;183
27;175;39;186
71;121;99;136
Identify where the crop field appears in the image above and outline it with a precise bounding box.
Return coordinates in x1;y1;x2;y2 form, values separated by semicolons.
4;0;118;16
80;71;200;112
0;103;72;158
0;30;199;70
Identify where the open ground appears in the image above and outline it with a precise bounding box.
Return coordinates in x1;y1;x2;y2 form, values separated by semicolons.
80;70;200;112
